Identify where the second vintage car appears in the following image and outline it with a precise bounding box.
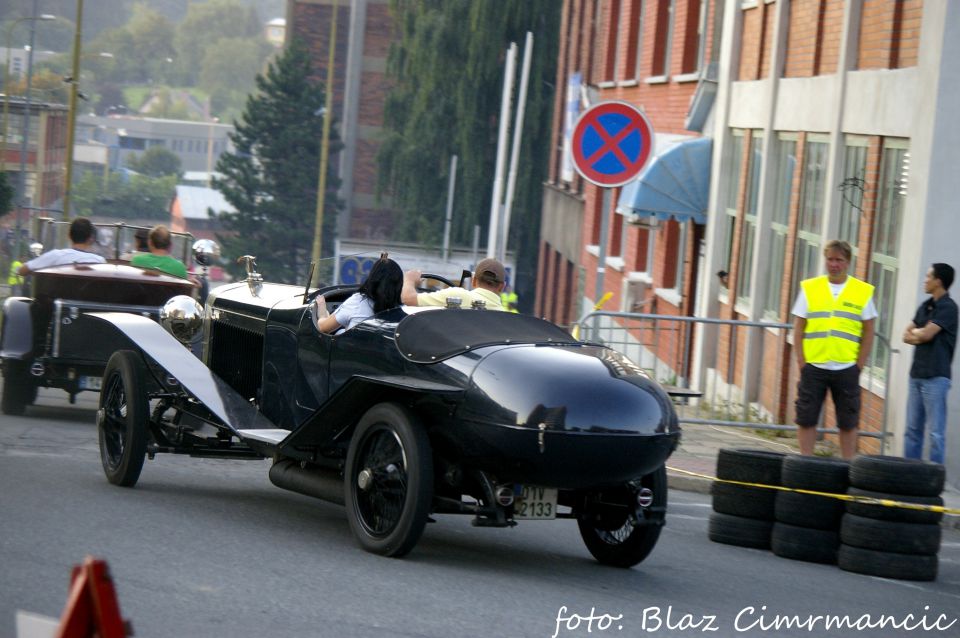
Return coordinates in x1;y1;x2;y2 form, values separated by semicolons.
90;259;681;566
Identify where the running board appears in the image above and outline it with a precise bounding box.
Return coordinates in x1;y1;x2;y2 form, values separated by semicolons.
237;429;290;445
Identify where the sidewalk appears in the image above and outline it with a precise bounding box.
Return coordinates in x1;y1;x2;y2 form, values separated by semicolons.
666;422;960;530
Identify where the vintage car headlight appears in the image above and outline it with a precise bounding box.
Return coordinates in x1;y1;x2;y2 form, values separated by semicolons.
160;295;205;343
192;239;221;266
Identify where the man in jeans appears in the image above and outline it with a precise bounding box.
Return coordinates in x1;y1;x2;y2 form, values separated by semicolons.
903;263;957;464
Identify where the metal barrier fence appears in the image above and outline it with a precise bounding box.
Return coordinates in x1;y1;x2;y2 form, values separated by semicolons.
575;311;891;453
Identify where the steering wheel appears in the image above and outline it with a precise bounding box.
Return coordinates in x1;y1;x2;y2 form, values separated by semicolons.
416;272;459;293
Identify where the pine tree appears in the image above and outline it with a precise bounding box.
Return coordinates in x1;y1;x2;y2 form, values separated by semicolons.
378;0;560;311
214;40;341;285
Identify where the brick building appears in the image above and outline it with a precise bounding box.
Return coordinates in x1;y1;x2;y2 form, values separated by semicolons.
699;0;959;472
538;0;960;478
1;97;68;218
536;0;718;330
286;0;396;241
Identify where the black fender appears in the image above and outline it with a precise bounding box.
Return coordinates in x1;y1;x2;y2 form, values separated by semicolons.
278;375;463;455
1;297;33;360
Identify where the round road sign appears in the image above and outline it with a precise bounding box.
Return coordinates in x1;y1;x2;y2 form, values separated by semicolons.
571;101;655;187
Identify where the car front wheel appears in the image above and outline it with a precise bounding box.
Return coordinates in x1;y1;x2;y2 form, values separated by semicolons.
345;402;433;557
97;350;149;487
577;465;667;568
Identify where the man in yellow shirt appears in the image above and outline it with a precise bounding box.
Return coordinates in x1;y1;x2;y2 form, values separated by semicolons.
401;258;507;311
792;240;877;459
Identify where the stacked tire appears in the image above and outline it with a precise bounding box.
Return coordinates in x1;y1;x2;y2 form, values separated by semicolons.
709;449;785;550
771;456;849;564
839;455;945;582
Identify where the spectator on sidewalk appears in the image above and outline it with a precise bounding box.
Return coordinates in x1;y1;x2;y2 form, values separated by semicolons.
792;240;877;459
131;225;188;279
903;263;957;464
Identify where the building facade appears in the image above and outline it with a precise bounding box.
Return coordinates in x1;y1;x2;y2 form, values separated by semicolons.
538;0;960;479
700;0;959;471
287;0;397;241
1;97;68;215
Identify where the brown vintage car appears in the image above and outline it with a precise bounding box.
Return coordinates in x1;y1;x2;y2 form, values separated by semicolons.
0;220;198;414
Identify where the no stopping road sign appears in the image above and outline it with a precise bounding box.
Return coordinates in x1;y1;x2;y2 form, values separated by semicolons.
571;101;655;187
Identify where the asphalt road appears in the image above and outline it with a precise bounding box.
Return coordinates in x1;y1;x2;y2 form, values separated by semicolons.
2;388;960;638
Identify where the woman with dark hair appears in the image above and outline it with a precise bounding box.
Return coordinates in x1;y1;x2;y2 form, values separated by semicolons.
315;256;404;334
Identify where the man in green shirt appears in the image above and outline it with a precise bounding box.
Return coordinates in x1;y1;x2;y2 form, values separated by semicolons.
131;225;188;279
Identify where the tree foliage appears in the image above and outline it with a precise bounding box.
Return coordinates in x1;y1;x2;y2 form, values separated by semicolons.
72;171;176;221
378;0;560;310
128;146;182;177
214;40;342;285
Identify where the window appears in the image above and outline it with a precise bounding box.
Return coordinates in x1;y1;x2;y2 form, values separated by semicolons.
623;0;644;79
119;136;147;150
602;0;623;82
790;135;829;304
837;137;868;272
736;131;763;304
673;221;688;293
650;0;675;77
721;130;745;288
763;135;797;319
867;140;909;381
681;0;709;74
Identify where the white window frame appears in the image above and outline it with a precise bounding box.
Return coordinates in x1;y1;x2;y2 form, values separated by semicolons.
762;133;797;320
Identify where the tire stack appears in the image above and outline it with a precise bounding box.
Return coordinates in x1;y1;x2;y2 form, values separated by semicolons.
709;449;785;550
771;456;849;564
838;455;945;582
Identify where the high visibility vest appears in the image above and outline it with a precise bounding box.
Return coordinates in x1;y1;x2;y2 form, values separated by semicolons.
500;290;519;313
7;261;23;286
801;275;874;364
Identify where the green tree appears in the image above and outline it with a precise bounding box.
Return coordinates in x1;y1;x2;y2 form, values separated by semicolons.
214;40;342;285
201;36;272;116
128;146;182;177
72;172;176;221
174;0;262;86
378;0;560;311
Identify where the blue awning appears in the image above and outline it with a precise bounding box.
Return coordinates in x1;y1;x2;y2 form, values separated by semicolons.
616;137;712;225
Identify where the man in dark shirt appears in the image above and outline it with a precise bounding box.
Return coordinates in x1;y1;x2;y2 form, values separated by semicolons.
902;263;957;464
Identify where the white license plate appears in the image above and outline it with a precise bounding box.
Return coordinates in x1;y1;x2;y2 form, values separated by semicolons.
79;376;102;391
513;485;558;520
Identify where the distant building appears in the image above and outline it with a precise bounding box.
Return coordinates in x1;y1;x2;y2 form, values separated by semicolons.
0;96;68;215
0;48;57;79
265;18;286;47
169;184;235;240
75;114;234;174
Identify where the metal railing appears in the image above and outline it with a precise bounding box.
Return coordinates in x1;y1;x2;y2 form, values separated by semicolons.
575;310;892;453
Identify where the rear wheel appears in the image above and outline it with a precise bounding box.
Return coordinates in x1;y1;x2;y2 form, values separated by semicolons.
97;351;149;487
577;465;667;568
345;402;433;557
1;360;36;416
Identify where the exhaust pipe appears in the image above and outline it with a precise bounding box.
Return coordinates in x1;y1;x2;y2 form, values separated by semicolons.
269;459;345;506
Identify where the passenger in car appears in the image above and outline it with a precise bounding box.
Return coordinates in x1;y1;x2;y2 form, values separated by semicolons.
18;217;106;275
315;256;403;333
131;225;188;278
401;257;507;311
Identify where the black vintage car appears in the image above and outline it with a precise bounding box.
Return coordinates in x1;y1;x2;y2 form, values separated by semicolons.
90;261;681;566
0;220;199;415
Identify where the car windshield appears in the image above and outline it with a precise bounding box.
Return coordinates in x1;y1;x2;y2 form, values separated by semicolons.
31;218;194;264
395;309;579;363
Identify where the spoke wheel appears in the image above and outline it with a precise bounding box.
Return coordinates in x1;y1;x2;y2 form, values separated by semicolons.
345;402;432;557
577;465;667;568
97;350;149;487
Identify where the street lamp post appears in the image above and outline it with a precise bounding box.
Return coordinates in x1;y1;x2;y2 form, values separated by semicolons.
61;0;85;220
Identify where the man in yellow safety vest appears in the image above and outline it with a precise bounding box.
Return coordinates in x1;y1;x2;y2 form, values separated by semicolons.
7;258;24;295
791;240;877;459
500;285;518;313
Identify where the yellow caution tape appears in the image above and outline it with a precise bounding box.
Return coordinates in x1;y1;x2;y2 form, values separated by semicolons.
667;466;960;517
